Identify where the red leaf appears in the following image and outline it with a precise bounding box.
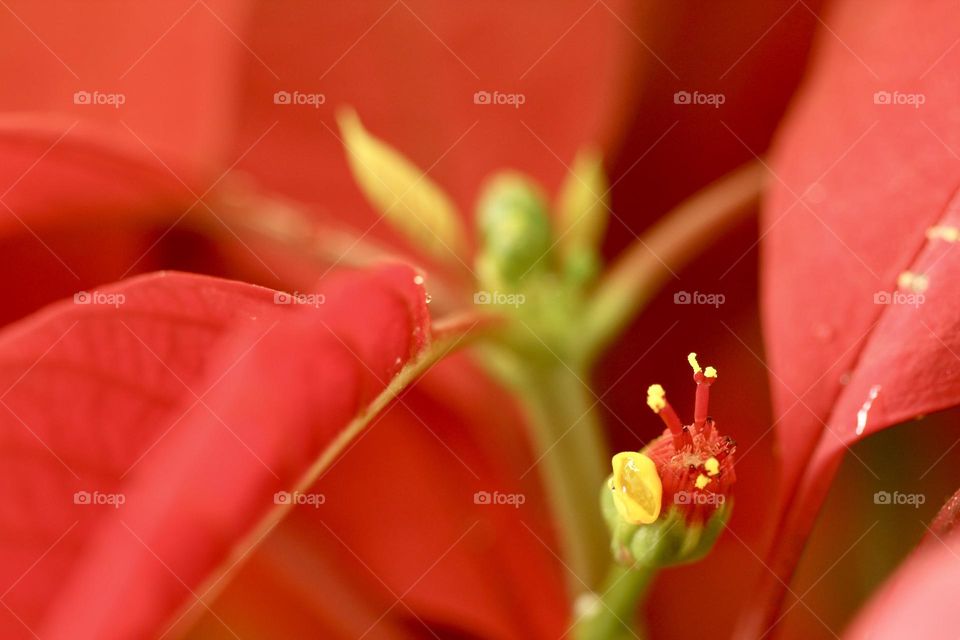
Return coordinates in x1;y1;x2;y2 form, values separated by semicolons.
0;0;256;321
0;0;245;170
0;120;210;325
744;0;960;632
297;352;570;638
0;119;200;225
190;351;572;638
0;265;430;639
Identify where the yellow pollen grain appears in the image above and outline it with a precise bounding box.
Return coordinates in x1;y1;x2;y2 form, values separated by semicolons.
897;271;928;293
927;225;960;243
688;352;702;374
705;457;720;476
695;474;711;489
704;366;718;379
646;384;666;413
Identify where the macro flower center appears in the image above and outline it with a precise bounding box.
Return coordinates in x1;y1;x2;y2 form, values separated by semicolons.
611;353;736;525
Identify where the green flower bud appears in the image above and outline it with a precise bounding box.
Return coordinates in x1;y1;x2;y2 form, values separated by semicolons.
555;149;608;286
475;172;552;288
562;246;602;285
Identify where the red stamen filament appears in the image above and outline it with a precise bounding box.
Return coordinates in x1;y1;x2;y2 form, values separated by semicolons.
693;372;715;432
656;402;688;449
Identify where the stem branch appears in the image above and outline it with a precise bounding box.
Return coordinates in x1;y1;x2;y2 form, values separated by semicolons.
516;362;610;595
582;161;764;359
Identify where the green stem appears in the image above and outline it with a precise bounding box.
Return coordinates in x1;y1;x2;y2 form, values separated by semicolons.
517;361;611;595
573;564;655;640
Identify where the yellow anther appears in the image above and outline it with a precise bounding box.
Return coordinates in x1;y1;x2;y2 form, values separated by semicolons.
688;352;701;374
695;474;711;490
646;384;666;413
927;225;960;243
705;457;720;476
610;452;662;525
690;353;717;379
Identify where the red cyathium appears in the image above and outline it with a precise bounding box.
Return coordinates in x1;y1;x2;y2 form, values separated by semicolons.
610;353;736;528
642;353;737;524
